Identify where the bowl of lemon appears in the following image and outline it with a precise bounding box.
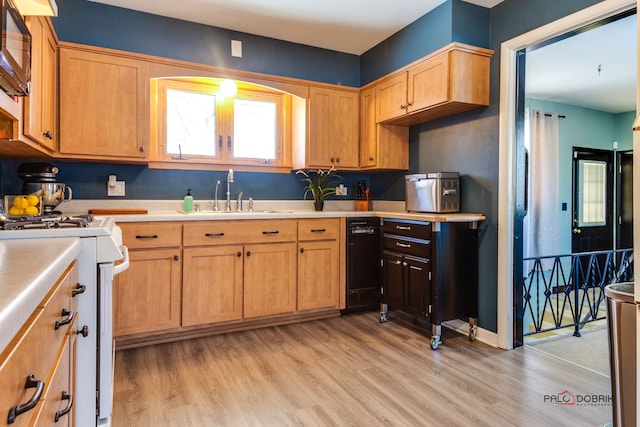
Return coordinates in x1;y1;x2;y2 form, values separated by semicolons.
4;195;42;217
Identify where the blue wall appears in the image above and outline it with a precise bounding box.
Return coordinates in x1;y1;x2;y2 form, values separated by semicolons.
526;98;635;255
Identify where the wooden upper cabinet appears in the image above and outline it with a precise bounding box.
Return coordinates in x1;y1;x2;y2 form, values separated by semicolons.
305;86;359;170
375;43;493;127
360;86;408;170
58;45;149;161
23;16;57;152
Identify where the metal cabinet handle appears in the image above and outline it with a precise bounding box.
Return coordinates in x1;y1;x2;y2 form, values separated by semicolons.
138;146;145;153
205;232;225;237
227;135;232;148
369;156;374;162
336;157;340;163
54;391;73;422
409;265;423;271
77;325;89;337
7;375;44;424
43;131;53;139
300;248;305;253
310;229;326;233
262;231;280;235
218;135;223;148
135;235;158;239
406;101;413;107
246;251;251;257
55;309;75;330
72;283;86;297
330;157;335;163
237;252;242;257
396;242;411;248
396;225;411;230
400;104;406;110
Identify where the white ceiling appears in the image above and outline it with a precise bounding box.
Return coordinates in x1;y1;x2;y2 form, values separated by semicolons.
88;0;503;55
526;13;637;114
88;0;635;114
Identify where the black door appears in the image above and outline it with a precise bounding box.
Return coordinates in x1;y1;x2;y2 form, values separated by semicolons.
404;255;430;322
381;250;404;309
616;151;633;250
571;148;614;253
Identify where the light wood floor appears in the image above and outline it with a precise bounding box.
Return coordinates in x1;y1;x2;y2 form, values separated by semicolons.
113;311;613;426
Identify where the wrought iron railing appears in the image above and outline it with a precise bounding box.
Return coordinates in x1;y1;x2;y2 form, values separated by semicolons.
523;249;634;337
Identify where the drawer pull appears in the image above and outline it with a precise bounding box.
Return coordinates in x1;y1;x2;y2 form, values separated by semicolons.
72;283;86;297
396;242;411;249
205;232;225;237
396;225;411;231
310;228;326;233
55;309;75;330
262;231;280;235
410;265;423;271
7;374;44;424
135;234;158;239
54;391;73;422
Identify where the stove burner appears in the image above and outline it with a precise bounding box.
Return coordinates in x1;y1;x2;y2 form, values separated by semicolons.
0;214;95;230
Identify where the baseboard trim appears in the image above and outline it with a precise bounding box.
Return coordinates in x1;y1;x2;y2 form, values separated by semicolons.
442;319;499;348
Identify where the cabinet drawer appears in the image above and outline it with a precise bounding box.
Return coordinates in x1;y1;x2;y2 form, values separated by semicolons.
382;219;431;240
298;218;339;241
184;220;297;246
383;235;431;258
0;272;72;426
120;222;182;248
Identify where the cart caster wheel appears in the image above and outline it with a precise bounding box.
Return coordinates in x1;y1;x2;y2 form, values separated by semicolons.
469;326;478;341
430;337;439;350
379;313;387;323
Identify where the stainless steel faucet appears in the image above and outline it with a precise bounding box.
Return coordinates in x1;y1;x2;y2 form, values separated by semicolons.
211;180;221;211
237;192;243;211
226;169;234;211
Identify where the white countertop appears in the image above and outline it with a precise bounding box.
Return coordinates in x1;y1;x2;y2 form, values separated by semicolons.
58;199;486;223
0;238;81;353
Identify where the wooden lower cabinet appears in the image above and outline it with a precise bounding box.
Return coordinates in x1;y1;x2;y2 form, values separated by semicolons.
113;248;182;336
298;240;339;311
0;262;78;426
115;218;342;346
182;245;244;326
244;242;297;318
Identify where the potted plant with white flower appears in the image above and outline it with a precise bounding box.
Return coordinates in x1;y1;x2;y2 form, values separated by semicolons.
296;166;343;211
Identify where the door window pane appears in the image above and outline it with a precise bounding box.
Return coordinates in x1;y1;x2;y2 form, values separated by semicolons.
578;160;606;226
233;98;276;160
166;89;217;156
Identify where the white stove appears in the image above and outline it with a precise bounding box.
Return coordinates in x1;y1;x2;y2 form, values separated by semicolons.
0;214;129;426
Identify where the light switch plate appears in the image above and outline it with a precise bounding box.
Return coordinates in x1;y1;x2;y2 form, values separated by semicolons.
108;181;125;197
336;185;347;196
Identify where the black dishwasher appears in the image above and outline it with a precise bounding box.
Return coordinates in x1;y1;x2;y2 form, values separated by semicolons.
343;217;381;313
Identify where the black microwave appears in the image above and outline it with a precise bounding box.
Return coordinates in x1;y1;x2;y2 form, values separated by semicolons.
0;0;30;96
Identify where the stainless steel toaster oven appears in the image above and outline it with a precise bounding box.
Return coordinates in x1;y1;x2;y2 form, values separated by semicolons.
405;172;460;213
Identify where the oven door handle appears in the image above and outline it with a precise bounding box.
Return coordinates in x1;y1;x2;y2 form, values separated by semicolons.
113;245;130;276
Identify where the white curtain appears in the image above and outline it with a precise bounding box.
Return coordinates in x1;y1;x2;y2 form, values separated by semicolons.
523;108;560;260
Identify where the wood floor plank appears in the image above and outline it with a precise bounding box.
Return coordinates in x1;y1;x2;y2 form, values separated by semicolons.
113;311;612;426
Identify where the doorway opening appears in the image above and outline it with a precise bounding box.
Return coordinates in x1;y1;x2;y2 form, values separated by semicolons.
513;13;636;372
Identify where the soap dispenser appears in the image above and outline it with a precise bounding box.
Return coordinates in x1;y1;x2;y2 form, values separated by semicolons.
183;189;194;213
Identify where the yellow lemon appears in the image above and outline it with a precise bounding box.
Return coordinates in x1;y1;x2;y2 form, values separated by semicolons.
26;194;39;207
25;206;39;215
13;197;28;209
9;206;23;216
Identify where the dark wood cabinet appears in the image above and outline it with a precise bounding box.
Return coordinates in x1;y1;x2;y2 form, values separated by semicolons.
380;218;479;350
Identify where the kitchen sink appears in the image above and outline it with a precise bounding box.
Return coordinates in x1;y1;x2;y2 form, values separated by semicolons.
177;210;294;215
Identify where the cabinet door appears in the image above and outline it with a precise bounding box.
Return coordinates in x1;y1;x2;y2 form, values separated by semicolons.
244;242;297;318
360;86;409;170
332;90;359;168
407;53;449;113
375;72;407;123
308;87;359;169
113;248;181;337
182;246;243;326
404;256;431;322
381;250;404;309
297;240;339;311
359;86;377;167
59;47;148;160
24;16;56;151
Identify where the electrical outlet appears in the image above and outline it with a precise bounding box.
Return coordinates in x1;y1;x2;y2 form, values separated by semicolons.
336;184;347;196
108;181;126;197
